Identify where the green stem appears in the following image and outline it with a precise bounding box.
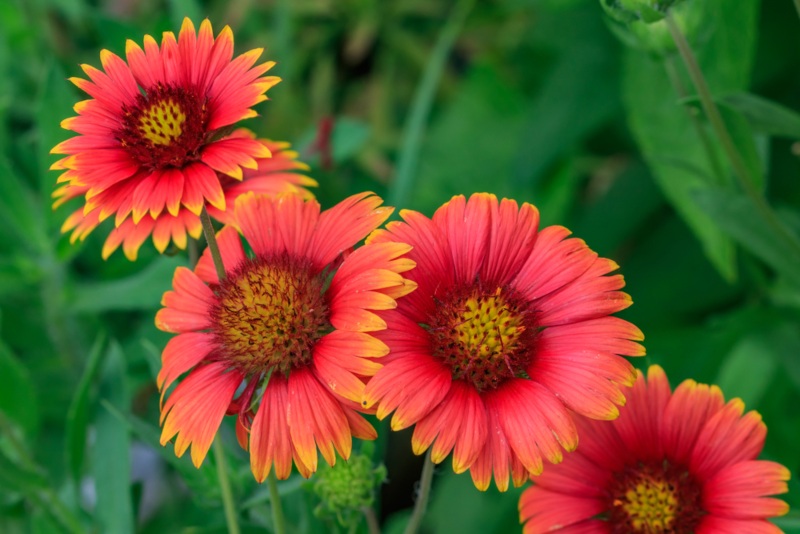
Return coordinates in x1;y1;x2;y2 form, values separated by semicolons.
388;0;475;209
363;505;381;534
665;10;800;259
663;56;726;186
267;472;287;534
199;210;240;534
794;0;800;20
665;12;753;192
403;450;435;534
212;439;240;534
200;207;227;281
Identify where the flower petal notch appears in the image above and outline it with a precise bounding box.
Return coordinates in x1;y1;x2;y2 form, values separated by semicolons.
51;17;299;259
362;193;645;491
156;192;415;481
519;365;790;533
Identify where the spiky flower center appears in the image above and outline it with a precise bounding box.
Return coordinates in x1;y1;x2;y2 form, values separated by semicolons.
428;286;537;392
211;255;330;376
139;97;185;146
607;462;704;533
118;83;209;169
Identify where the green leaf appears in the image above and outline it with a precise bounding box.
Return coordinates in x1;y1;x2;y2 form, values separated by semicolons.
70;255;184;313
717;103;765;192
92;341;134;534
715;334;778;409
0;340;38;436
693;187;800;288
722;92;800;140
64;333;107;483
622;0;760;281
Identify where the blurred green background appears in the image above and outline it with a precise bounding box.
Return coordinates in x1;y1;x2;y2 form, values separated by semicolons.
1;0;799;532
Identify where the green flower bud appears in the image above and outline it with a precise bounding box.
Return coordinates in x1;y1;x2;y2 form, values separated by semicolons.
603;0;701;56
313;454;387;529
601;0;686;24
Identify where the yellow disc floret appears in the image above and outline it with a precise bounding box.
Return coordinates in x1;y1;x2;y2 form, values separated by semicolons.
615;476;678;531
212;255;330;375
139;97;185;146
608;463;704;533
430;286;536;391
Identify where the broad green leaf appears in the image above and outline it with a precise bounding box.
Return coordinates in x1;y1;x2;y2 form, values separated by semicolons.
693;187;800;288
715;334;777;409
64;333;107;483
92;341;134;534
717;104;765;192
622;0;760;281
722;92;800;140
70;255;184;313
0;341;38;436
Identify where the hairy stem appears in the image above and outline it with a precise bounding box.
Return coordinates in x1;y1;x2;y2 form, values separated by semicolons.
403;450;435;534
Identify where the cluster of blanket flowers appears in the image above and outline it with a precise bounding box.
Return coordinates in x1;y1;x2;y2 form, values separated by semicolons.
51;17;789;533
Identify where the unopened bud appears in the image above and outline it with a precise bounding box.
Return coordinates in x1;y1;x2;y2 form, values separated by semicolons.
313;453;387;528
601;0;686;24
602;0;700;56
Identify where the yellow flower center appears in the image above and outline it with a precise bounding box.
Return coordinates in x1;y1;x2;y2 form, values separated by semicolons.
429;286;536;391
452;289;526;359
615;477;678;531
608;462;704;533
211;255;330;376
118;83;208;169
138;98;185;146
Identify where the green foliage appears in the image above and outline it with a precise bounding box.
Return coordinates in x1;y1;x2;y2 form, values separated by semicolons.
0;0;799;532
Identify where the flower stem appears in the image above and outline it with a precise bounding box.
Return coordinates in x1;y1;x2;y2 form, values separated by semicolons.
665;10;800;260
199;209;240;534
388;0;475;209
363;506;381;534
403;450;435;534
267;472;287;534
794;0;800;20
662;56;726;186
213;438;240;534
200;206;227;281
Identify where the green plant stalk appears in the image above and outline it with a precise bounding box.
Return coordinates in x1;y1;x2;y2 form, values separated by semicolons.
403;450;435;534
363;505;381;534
794;0;800;20
665;11;800;261
212;439;240;534
388;0;475;209
267;473;287;534
199;207;241;534
663;56;726;186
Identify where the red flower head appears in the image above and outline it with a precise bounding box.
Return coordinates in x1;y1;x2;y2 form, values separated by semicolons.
519;365;790;533
51;18;282;258
362;193;644;491
53;130;316;260
155;192;416;481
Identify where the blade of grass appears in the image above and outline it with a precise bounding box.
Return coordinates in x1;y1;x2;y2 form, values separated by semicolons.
388;0;475;210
